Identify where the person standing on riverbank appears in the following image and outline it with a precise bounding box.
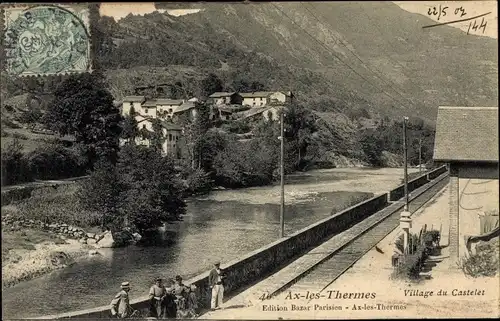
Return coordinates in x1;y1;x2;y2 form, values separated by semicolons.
148;278;167;318
209;261;225;310
110;282;135;318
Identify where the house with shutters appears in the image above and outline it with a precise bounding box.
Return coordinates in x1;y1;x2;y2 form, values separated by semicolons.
433;106;499;266
120;96;197;158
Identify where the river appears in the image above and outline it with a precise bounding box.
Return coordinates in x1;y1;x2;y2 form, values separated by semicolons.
1;167;415;318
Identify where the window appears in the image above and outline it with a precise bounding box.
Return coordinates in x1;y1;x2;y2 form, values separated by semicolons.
253;98;255;101
142;124;146;129
169;134;172;141
260;97;263;101
169;108;173;113
176;136;179;141
144;109;148;114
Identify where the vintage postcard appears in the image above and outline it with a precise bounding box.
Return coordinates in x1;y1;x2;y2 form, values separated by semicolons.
1;1;498;320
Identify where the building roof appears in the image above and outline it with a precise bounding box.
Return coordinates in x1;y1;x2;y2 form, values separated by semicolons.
173;102;196;114
161;121;183;131
209;92;236;98
240;91;273;98
142;100;158;107
156;99;184;105
123;96;145;103
433;106;499;163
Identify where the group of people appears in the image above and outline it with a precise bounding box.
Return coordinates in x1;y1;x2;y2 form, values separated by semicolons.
110;262;226;319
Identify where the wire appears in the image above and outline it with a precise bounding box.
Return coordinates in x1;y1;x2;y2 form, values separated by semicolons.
270;3;412;110
304;2;420;110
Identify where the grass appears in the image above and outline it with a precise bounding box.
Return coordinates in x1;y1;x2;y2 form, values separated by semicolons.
1;228;67;266
2;183;103;229
1;128;55;153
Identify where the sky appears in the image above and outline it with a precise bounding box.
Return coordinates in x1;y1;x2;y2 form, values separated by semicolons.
99;1;498;39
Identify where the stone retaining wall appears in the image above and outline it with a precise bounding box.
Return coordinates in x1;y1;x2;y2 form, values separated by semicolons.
1;215;99;244
388;166;446;201
38;166;448;319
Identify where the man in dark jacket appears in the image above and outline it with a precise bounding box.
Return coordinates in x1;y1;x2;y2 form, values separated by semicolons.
208;261;225;310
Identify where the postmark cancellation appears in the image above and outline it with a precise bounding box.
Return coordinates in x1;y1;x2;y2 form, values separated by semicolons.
2;4;91;77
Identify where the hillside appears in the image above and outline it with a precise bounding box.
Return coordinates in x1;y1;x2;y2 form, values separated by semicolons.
1;2;497;165
98;2;497;121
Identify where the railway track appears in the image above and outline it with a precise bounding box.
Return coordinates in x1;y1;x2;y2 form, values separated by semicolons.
273;173;449;299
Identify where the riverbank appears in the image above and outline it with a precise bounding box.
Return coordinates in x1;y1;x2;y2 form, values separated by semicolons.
2;228;93;289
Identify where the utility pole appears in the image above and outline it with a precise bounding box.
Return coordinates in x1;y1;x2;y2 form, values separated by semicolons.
400;116;412;255
418;137;422;173
403;117;409;211
279;106;285;238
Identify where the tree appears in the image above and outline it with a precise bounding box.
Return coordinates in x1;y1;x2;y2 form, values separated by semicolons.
283;103;317;169
359;130;384;167
231;77;266;92
120;115;139;144
77;160;123;229
1;138;31;185
179;103;212;169
201;73;223;98
150;118;164;152
118;145;186;234
43;73;122;166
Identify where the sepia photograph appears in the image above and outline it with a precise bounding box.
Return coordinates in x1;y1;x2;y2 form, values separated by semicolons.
1;1;498;319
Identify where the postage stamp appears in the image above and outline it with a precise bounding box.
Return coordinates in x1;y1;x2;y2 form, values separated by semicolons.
3;4;91;77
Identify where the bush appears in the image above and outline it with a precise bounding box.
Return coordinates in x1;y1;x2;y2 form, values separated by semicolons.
17;108;43;124
25;144;88;180
1;139;32;186
393;230;441;280
395;245;428;280
185;168;213;196
422;230;440;246
460;239;500;278
4;184;102;228
395;233;420;254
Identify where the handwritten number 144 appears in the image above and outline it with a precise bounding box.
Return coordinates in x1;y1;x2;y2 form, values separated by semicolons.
468;18;487;35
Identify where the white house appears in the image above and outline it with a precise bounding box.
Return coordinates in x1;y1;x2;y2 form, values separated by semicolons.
120;97;196;158
269;91;293;104
155;99;184;120
240;92;272;107
240;91;293;107
122;96;146;115
132;118;183;158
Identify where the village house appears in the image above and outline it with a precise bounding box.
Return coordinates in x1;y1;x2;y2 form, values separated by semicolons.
122;96;146;115
241;91;293;107
120;96;198;158
172;101;198;122
433;106;499;267
208;92;243;105
134;118;183;158
241;92;271;107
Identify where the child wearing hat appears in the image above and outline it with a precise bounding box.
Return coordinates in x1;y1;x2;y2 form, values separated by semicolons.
110;282;135;318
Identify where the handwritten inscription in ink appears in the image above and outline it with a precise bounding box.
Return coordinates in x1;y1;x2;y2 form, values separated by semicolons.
427;5;467;21
423;4;490;36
